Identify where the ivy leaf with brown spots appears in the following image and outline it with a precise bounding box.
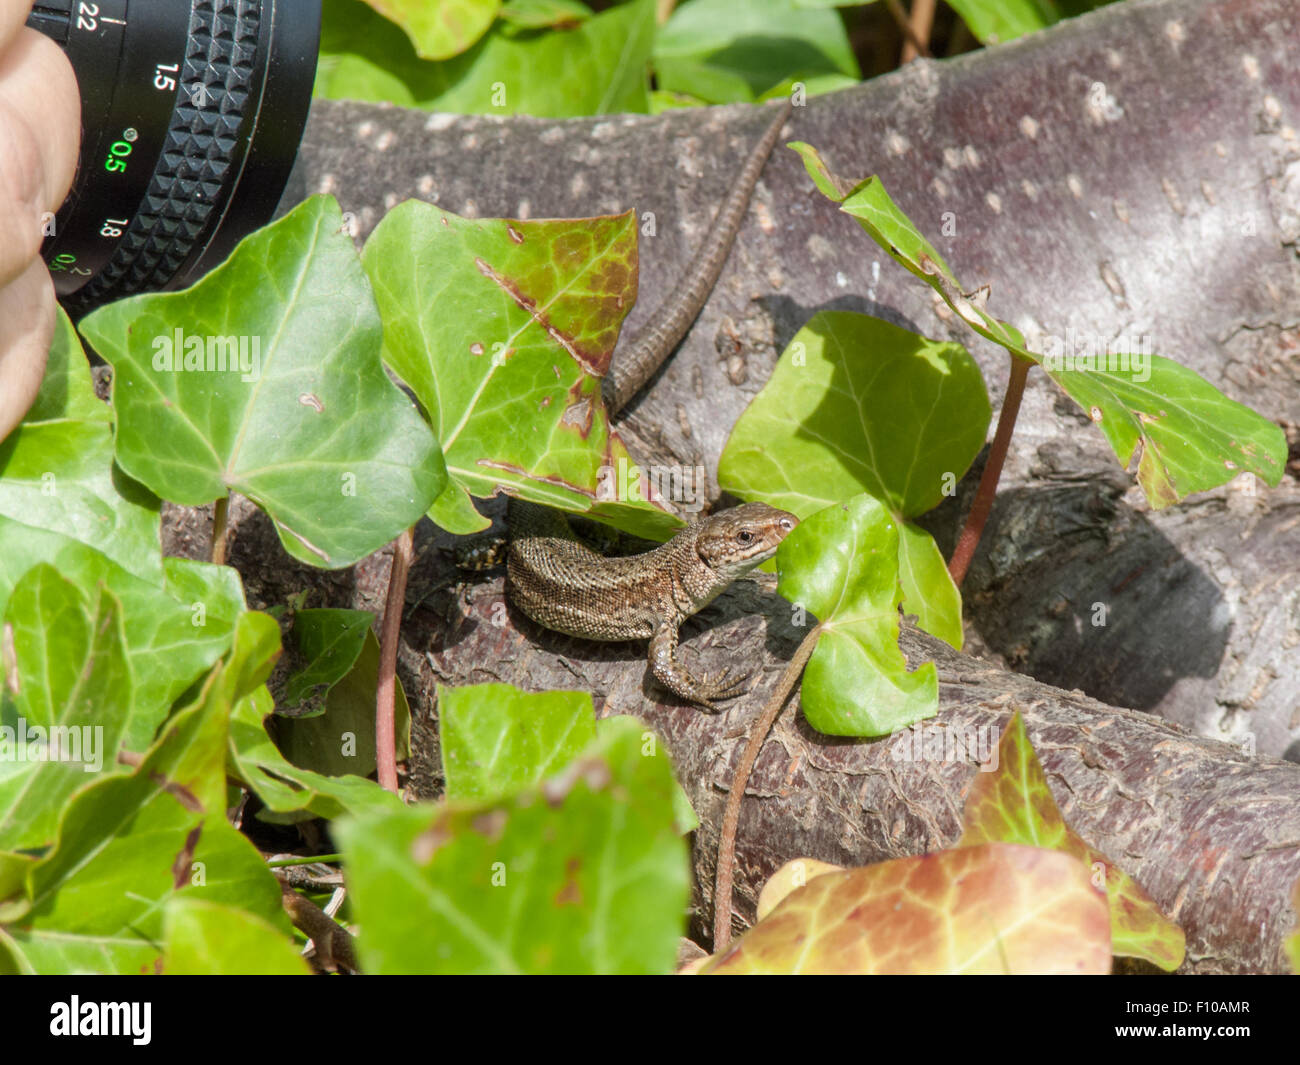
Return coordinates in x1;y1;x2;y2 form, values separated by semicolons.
699;843;1111;974
336;715;689;974
363;200;681;540
958;710;1185;971
789;143;1285;508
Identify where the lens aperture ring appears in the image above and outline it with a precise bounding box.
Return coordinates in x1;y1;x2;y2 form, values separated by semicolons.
66;0;261;315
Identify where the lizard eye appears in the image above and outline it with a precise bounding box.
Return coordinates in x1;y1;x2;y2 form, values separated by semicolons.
737;530;754;545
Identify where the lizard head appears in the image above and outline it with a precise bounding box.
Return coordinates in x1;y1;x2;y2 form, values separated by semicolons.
695;502;799;581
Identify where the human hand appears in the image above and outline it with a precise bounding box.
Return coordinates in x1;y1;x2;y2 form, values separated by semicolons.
0;0;80;442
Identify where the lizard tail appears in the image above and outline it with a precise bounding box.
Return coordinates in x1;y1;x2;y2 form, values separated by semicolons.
602;97;794;417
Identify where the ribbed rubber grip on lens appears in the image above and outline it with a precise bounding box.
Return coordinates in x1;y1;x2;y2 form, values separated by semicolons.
66;0;261;315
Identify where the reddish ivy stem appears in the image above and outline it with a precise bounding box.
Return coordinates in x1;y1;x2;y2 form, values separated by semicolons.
376;525;414;795
211;493;230;566
948;354;1033;587
713;624;820;953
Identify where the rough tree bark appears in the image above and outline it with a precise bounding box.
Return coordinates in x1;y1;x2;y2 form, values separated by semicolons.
404;569;1300;974
192;0;1300;972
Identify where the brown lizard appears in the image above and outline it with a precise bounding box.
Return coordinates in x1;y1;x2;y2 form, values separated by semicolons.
506;99;798;708
507;498;796;708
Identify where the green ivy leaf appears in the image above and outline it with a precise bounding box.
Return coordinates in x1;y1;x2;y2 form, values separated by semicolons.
364;0;500;60
0;567;132;850
1042;357;1285;508
958;711;1185;971
594;716;699;835
440;683;598;802
0;519;244;752
498;0;591;31
788;138;848;200
0;614;284;974
0;309;161;583
897;523;963;648
833;171;1030;354
945;0;1054;43
278;608;373;710
161;556;247;642
273;623;411;778
229;688;403;823
793;150;1286;509
317;0;654;116
945;0;1112;44
720;312;986;647
654;0;859;104
336;716;689;974
162;897;310;975
363;200;680;540
776;494;937;737
79;195;446;569
441;683;697;834
0;851;35;909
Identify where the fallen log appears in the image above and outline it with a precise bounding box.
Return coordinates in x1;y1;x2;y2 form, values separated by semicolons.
402;563;1300;974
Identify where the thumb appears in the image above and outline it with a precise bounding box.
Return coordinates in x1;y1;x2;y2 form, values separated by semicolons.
0;255;55;442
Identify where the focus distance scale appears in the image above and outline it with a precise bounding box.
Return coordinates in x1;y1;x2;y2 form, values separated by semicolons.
28;0;321;317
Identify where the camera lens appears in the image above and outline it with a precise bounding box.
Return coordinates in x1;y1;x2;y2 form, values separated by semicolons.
27;1;321;318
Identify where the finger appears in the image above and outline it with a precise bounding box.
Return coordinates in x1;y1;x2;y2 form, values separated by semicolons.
0;255;55;442
0;2;34;56
0;27;81;286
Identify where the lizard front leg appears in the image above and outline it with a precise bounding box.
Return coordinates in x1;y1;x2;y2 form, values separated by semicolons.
648;622;751;709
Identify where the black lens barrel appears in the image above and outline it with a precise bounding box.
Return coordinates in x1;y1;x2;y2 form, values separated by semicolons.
28;1;320;317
